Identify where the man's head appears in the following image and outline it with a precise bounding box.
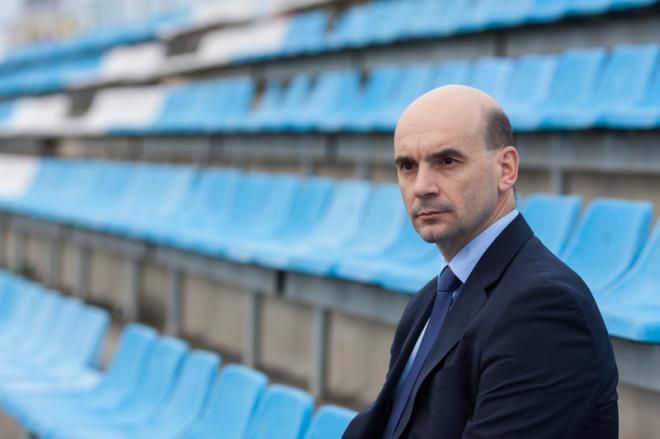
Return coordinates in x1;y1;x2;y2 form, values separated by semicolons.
394;85;519;261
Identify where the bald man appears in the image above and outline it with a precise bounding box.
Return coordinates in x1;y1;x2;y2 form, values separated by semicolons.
343;86;618;439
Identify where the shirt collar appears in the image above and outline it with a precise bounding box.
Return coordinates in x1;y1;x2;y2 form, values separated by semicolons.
445;209;519;284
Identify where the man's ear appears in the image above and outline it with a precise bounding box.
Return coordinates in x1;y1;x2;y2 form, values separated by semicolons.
497;146;519;193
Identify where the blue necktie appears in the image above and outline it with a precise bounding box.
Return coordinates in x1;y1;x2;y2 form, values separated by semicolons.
383;266;462;439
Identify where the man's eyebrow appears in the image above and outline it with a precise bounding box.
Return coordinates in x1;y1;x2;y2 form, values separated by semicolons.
394;155;414;166
428;148;467;161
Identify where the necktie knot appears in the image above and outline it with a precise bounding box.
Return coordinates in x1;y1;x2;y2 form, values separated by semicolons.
437;266;462;293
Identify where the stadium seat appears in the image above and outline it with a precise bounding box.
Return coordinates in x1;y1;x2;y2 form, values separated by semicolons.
599;223;660;342
560;198;652;295
94;42;167;83
323;4;374;50
184;365;268;439
253;180;372;270
286;69;361;131
368;63;435;131
279;10;329;56
2;94;70;135
521;194;582;255
242;78;284;131
40;336;189;439
246;384;314;439
466;57;514;102
500;54;558;131
222;176;334;264
543;44;659;129
286;183;407;276
318;65;404;132
305;405;357;439
59;350;220;439
259;73;313;131
514;47;606;131
601;47;660;128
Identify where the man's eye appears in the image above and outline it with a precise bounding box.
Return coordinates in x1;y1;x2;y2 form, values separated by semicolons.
398;162;415;171
442;157;456;165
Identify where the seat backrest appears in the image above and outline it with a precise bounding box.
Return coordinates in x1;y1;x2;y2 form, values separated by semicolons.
466;56;514;101
279;177;335;236
522;193;581;255
188;364;268;438
281;10;328;54
589;43;659;109
303;69;361;117
500;53;558;111
246;384;314;439
429;60;471;89
304;405;357;439
357;65;404;113
66;304;111;368
561;198;652;294
147;350;221;432
541;47;606;110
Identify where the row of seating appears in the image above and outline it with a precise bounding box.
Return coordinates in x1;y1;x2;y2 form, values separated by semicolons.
0;0;657;97
0;42;658;134
0;270;356;438
0;157;658;342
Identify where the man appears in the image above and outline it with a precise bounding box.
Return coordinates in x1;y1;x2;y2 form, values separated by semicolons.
343;85;618;438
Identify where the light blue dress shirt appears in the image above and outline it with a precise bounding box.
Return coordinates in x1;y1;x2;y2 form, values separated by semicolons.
394;209;519;397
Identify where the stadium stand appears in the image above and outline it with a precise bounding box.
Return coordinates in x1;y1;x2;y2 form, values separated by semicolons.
0;270;357;438
1;1;660;437
0;156;659;344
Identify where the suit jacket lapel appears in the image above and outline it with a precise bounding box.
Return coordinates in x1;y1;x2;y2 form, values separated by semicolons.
394;214;534;437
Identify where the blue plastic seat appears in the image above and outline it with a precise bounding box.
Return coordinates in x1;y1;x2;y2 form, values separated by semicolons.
368;63;435;131
242;79;284;132
286;69;361;131
521;194;582;255
304;405;357;439
514;47;606;131
13;324;158;435
601;47;660;128
260;73;313;131
254;180;372;270
500;54;558;131
0;99;14;126
599;223;660;342
323;4;374;50
560;198;652;296
184;364;268;439
466;57;514;102
472;0;538;29
45;337;189;439
543;44;659;129
287;184;407;277
319;65;403;132
246;384;314;439
279;11;329;56
223;176;334;264
200;77;256;133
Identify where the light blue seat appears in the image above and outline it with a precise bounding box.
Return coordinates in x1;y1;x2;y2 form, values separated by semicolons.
379;249;445;294
368;63;435;131
560;198;652;296
132;83;191;135
223;176;334;264
521;194;582;255
323;4;373;50
543;44;659;129
429;60;471;89
45;336;189;439
304;405;357;439
288;184;407;276
599;223;660;342
318;65;403;132
466;57;514;102
184;364;268;439
0;99;14;126
286;69;361;131
254;180;372;270
246;384;314;439
96;350;220;439
207;77;256;132
500;54;558;131
601;47;660;128
187;173;301;257
367;1;420;44
279;11;329;56
9;323;158;435
260;73;313;131
472;0;539;29
242;79;284;132
514;47;606;131
335;215;437;289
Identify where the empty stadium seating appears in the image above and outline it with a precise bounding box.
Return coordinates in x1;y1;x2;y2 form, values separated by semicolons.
1;156;660;343
0;269;357;438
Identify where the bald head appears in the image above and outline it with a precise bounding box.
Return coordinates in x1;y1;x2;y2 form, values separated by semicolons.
395;85;513;151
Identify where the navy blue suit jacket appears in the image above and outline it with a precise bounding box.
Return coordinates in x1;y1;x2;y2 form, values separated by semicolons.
343;214;618;438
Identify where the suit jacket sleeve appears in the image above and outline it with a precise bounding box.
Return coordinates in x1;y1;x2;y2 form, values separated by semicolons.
462;282;609;439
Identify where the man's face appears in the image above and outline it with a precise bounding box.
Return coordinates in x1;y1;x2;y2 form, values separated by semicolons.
394;123;500;255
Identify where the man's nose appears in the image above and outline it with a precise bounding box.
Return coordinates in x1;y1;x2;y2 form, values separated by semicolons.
412;166;439;199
